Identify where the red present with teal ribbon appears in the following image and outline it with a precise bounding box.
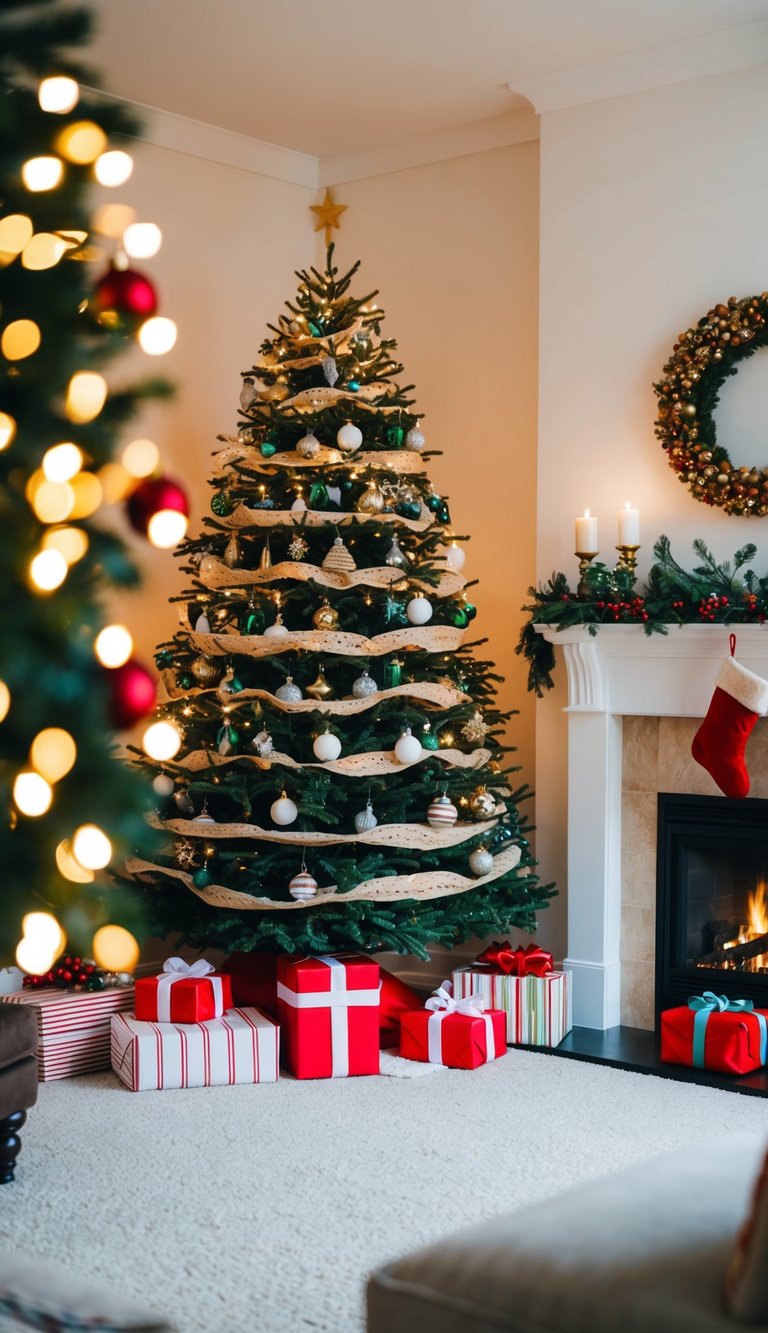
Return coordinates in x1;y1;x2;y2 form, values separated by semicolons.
661;992;768;1075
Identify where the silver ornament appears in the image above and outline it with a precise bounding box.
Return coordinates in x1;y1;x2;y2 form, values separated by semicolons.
296;430;321;459
275;677;303;703
173;789;195;817
354;801;378;834
321;355;339;386
385;538;407;568
405;426;425;452
352;670;378;698
468;847;494;877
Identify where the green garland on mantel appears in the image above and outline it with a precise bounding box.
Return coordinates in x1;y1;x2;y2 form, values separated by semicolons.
516;536;768;697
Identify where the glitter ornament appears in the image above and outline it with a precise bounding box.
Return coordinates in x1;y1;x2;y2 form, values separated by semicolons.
385;538;407;568
175;840;196;870
152;773;175;798
288;534;309;561
322;536;356;573
470;787;497;819
305;667;333;701
469;847;494;877
289;867;318;901
421;723;440;751
296;429;321;459
357;483;384;515
394;727;423;765
271;793;298;825
405;425;425;452
462;711;489;744
406;594;433;625
427;794;458;828
264;613;289;638
337;422;362;453
352;670;377;698
313;599;339;631
210;491;233;517
313;730;342;762
354;801;378;834
322;355;338;386
191;655;220;685
222;534;241;568
275;678;302;703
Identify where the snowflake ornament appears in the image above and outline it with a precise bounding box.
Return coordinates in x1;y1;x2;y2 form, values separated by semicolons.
288;535;309;561
461;711;489;744
175;840;197;870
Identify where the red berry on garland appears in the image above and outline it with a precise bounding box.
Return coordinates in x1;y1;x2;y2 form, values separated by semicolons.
92;264;158;333
105;658;157;730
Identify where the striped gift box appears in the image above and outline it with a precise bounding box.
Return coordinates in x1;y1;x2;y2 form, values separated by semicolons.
110;1007;279;1091
452;966;572;1047
1;986;135;1081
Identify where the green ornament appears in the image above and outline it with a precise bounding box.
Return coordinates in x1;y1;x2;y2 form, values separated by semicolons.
386;425;404;448
384;595;408;626
260;441;277;458
239;606;265;635
395;500;421;521
426;493;442;512
211;490;234;516
309;481;329;510
308;320;321;337
437;504;451;524
464;602;477;621
85;976;105;991
177;672;194;690
383;657;403;689
422;729;440;752
192;865;212;889
155;650;174;669
347;380;360;392
451;608;470;629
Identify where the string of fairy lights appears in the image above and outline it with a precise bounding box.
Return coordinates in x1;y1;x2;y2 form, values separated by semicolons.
2;72;188;978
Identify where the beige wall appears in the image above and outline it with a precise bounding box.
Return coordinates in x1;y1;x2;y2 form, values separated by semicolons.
536;64;768;961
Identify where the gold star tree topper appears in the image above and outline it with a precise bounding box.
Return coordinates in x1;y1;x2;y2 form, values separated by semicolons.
310;188;347;246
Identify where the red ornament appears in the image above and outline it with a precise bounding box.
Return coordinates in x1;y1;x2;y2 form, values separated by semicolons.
126;476;189;537
105;658;157;730
93;265;158;332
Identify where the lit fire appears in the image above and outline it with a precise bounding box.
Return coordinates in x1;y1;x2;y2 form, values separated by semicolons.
722;879;768;970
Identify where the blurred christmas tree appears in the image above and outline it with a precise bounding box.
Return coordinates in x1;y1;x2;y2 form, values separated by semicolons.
0;0;178;969
128;247;553;959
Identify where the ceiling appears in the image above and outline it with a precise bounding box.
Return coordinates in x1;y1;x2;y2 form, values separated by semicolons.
89;0;768;158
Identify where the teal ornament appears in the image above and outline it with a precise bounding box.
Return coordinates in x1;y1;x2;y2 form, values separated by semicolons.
309;481;329;510
437;504;451;524
308;320;322;337
426;493;442;512
341;478;355;492
383;658;402;689
250;497;275;510
386;425;404;448
216;723;239;751
422;727;440;752
451;608;470;629
384;596;408;626
260;441;277;458
396;500;421;520
192;865;212;889
177;672;193;690
211;491;234;516
347;380;360;392
464;602;477;621
239;605;265;635
155;649;174;669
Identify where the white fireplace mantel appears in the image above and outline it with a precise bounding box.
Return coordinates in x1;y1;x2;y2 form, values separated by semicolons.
536;624;768;1029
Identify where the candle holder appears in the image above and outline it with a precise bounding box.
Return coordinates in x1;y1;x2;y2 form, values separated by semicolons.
615;544;640;580
575;551;598;599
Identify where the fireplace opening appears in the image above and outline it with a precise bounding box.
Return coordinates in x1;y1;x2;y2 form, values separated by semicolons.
655;793;768;1021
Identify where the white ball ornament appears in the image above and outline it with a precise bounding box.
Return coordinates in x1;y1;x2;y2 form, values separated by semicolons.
313;730;342;762
406;594;433;625
270;794;298;825
444;543;466;572
152;773;175;798
194;612;211;634
405;426;425;452
336;422;362;453
394;727;423;765
427;795;458;828
264;614;289;638
291;497;307;514
289;870;318;901
354;801;378;834
469;847;494;878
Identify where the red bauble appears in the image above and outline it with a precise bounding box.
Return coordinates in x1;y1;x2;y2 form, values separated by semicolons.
93;265;158;332
106;658;157;730
126;476;189;536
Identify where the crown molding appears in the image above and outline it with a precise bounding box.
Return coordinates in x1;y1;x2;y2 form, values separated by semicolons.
508;19;768;114
318;109;539;186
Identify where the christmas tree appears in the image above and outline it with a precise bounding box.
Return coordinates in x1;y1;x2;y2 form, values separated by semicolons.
128;248;552;959
0;0;175;968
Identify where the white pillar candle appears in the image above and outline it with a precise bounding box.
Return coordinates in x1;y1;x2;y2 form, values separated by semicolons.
617;502;640;546
575;509;598;552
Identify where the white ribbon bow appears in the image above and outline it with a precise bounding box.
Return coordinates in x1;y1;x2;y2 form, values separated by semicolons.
424;979;495;1064
156;956;223;1022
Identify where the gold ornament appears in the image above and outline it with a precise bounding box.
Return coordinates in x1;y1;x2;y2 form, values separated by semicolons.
357;482;385;515
191;655;220;686
222;534;241;568
309;188;347;247
288;534;309;561
469;786;497;819
305;665;334;701
259;539;272;572
461;711;489;744
322;536;356;573
313;598;339;631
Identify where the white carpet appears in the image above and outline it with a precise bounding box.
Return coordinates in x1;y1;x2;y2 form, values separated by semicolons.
2;1054;766;1332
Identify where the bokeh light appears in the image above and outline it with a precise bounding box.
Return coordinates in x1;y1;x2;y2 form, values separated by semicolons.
38;76;79;113
56;120;106;164
21;156;64;191
65;371;107;423
22;232;68;270
138;316;177;356
122;222;162;258
147;508;188;548
0;413;17;450
55;838;94;883
0;214;33;261
2;319;41;360
29;548;68;591
122;438;159;478
31;479;75;523
92;924;139;973
95;624;133;668
92;203;136;238
72;823;112;870
94;150;133;186
68;471;103;518
0;680;10;723
30;728;77;783
43;443;83;483
142;720;182;760
13;771;53;817
42;526;89;565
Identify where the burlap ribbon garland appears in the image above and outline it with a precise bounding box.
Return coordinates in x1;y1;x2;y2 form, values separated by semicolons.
166;744;492;776
150;812;502;849
188;558;464;597
160;678;471;713
214;442;427;475
216;503;433;533
187;624;465;660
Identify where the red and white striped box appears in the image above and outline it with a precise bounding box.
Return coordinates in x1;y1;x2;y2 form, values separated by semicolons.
110;1007;279;1092
452;966;572;1048
1;986;135;1081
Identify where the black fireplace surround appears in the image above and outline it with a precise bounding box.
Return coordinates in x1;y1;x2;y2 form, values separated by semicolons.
656;792;768;1021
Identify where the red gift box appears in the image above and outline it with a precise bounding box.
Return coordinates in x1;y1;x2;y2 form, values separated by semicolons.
276;953;380;1079
661;993;768;1075
379;969;421;1049
399;981;506;1070
135;958;233;1024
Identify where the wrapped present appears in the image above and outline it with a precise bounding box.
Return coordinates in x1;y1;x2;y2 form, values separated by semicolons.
220;952;279;1019
276;953;380;1078
453;942;571;1047
134;957;233;1024
661;993;768;1075
110;1006;279;1091
379;967;421;1049
399;980;506;1070
1;985;134;1081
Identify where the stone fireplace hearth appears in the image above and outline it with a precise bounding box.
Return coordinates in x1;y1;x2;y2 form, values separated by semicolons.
538;625;768;1031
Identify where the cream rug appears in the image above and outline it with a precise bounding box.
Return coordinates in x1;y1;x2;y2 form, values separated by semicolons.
2;1053;766;1331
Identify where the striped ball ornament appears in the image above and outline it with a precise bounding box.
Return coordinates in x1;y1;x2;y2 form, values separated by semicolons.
427;794;458;828
288;870;318;901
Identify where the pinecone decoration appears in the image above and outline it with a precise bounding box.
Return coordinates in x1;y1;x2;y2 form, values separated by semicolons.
322;536;356;573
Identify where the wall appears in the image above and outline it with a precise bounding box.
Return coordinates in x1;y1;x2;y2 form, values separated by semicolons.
536;64;768;960
334;141;543;961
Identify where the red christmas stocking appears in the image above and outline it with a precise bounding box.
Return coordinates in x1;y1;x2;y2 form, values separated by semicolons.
691;636;768;798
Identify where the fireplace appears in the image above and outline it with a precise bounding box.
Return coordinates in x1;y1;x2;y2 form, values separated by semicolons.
655;793;768;1020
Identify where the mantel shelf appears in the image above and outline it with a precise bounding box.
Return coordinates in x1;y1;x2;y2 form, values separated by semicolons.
535;623;768;716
